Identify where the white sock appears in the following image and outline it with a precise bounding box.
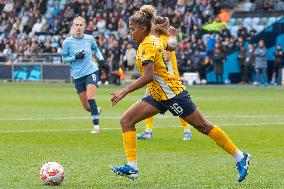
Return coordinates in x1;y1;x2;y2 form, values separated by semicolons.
93;125;100;130
127;161;138;169
272;77;275;83
184;128;191;133
233;149;244;162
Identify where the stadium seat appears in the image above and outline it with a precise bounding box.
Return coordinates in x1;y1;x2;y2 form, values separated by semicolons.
276;16;283;21
236;18;243;25
243;17;252;26
59;0;67;9
243;2;252;11
252;17;260;25
268;17;277;25
260;17;268;25
229;18;236;25
231;25;239;32
255;25;265;32
230;26;239;37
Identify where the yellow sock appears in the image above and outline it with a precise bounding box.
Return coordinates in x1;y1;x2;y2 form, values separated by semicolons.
122;131;137;162
145;116;154;131
208;126;238;156
179;117;190;130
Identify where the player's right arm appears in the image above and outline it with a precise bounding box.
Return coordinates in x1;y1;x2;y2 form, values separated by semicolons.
61;40;76;64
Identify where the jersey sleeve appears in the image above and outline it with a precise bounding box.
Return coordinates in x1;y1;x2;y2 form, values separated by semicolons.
161;39;168;51
140;42;156;65
61;40;69;57
61;40;75;63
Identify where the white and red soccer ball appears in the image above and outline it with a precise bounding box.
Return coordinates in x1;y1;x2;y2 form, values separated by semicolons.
40;162;64;185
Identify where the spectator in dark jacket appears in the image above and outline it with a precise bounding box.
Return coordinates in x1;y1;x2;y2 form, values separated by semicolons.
238;45;247;84
219;25;231;40
237;24;248;40
244;43;255;83
271;44;284;85
212;47;226;83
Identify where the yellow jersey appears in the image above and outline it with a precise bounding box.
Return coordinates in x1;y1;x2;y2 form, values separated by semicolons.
136;35;185;101
158;35;179;79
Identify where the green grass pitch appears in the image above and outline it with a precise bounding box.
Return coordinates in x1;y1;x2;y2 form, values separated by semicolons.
0;83;284;188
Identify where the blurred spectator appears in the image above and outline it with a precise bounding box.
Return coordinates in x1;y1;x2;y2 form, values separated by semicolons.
235;37;245;50
254;40;268;86
177;46;192;75
212;47;226;83
271;44;284;85
3;0;14;13
206;33;217;57
237;24;248;40
63;5;75;21
238;45;247;84
117;18;128;37
109;39;121;85
219;25;231;40
247;26;257;41
30;19;43;37
244;43;255;83
124;44;136;72
263;0;273;11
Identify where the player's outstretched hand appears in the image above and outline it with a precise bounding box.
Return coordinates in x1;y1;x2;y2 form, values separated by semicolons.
168;26;179;36
111;89;127;106
75;50;85;60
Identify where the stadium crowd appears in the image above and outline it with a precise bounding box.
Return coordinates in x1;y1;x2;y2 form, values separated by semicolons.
0;0;283;85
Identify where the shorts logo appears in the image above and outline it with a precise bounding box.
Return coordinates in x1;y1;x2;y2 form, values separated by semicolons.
170;103;183;115
92;73;97;82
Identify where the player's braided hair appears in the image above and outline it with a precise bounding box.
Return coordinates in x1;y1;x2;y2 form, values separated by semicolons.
153;16;170;36
130;5;157;34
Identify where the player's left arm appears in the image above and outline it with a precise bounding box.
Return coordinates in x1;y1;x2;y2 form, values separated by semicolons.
91;37;105;66
166;26;178;52
164;51;171;62
165;36;177;52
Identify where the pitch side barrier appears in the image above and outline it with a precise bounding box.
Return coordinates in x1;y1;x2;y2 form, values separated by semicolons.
0;62;71;82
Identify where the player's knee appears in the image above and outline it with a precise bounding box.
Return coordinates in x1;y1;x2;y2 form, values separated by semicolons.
120;115;134;129
83;106;90;112
196;123;214;135
120;116;128;127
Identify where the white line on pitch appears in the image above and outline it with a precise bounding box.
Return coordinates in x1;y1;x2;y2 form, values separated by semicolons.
1;115;284;121
0;122;283;133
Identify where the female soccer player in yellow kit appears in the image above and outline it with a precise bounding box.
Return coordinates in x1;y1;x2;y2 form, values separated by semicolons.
110;5;251;182
137;16;192;141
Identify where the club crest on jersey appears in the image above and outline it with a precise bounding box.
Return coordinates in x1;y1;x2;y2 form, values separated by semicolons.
141;51;145;59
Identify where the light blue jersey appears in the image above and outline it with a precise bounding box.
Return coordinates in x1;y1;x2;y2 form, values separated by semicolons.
61;34;104;79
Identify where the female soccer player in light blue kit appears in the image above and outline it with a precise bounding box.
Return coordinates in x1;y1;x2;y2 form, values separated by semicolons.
61;16;105;134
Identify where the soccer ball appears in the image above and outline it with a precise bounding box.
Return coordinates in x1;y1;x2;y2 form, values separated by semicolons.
40;162;64;185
